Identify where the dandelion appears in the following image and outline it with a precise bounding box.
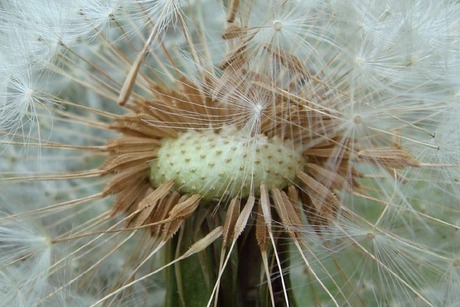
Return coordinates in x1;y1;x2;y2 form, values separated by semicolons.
1;0;459;306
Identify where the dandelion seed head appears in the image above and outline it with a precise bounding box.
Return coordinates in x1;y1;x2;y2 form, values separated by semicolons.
1;0;460;305
151;127;305;200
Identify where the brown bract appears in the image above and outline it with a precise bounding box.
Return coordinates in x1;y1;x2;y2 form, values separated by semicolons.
100;78;355;235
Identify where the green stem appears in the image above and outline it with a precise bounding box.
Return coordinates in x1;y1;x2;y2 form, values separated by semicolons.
163;207;297;307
